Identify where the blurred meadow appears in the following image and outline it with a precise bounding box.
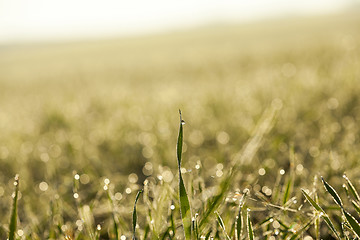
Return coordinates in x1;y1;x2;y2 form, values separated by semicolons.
1;10;360;239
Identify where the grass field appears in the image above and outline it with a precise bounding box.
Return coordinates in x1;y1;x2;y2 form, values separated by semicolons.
1;11;360;239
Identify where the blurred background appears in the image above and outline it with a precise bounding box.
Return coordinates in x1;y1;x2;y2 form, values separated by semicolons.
0;1;360;237
0;0;357;43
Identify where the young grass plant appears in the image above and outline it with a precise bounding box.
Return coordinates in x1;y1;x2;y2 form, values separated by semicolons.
176;110;192;239
321;176;360;238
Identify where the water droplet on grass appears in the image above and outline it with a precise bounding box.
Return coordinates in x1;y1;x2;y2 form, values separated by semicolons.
39;181;48;191
104;178;110;185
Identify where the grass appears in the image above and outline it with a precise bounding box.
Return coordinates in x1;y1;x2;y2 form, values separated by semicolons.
0;11;360;239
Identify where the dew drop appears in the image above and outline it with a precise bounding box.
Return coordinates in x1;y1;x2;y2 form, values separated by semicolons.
104;178;110;185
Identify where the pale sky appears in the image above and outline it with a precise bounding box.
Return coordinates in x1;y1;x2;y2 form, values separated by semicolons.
0;0;353;44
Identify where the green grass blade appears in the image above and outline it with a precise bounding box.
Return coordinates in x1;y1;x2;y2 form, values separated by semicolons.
352;200;360;217
179;170;191;239
177;110;191;239
283;177;293;205
342;209;360;238
321;177;343;207
301;189;341;239
247;210;254;240
9;174;19;240
215;211;231;240
301;189;323;212
132;190;143;240
177;109;184;166
235;213;242;240
143;224;150;240
343;174;360;202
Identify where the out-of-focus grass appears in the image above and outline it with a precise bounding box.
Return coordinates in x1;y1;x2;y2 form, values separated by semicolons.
0;11;360;239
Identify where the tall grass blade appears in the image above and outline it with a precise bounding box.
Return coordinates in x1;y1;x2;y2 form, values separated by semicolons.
215;211;231;240
177;109;184;167
342;209;360;238
235;214;242;240
343;174;360;202
177;110;191;239
132;190;143;240
301;189;341;239
9;174;19;240
246;210;254;240
352;200;360;217
321;177;343;207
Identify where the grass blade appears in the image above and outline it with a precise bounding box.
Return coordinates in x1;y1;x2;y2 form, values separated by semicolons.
283;177;293;205
177;109;184;167
352;200;360;217
8;174;19;240
343;174;360;202
215;211;231;240
132;190;143;240
177;110;191;239
247;209;254;240
235;212;242;240
321;177;343;207
301;189;341;239
342;209;360;238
